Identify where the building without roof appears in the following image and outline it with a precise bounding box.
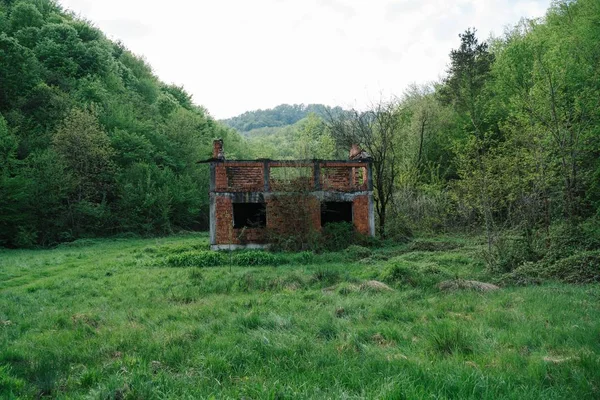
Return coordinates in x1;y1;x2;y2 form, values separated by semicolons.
205;139;374;250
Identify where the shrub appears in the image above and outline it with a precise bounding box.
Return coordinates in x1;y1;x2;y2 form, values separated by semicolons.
165;250;226;267
548;251;600;283
408;240;460;252
268;229;321;252
157;243;206;255
287;251;315;265
345;245;372;260
487;235;541;273
499;251;600;285
380;261;452;288
320;222;355;251
310;268;341;286
230;251;282;267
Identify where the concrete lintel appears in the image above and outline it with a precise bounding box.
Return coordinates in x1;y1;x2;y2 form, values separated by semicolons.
212;191;372;199
211;244;271;251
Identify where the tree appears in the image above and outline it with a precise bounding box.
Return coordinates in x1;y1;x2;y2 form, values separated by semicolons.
326;100;403;238
53;108;115;200
440;28;497;251
295;113;336;159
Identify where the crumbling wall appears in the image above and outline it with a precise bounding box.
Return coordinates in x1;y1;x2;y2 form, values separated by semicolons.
215;163;264;192
208;140;374;248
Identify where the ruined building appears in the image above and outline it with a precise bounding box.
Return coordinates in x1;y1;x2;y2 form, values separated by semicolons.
205;139;374;250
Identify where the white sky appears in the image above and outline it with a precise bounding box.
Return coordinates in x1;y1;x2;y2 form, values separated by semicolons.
58;0;550;119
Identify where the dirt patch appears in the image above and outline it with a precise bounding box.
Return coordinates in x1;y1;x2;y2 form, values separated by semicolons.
322;280;393;294
71;313;100;328
543;355;577;364
438;279;499;292
360;280;394;292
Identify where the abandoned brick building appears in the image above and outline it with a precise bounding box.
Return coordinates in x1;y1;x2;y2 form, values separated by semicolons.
206;139;374;250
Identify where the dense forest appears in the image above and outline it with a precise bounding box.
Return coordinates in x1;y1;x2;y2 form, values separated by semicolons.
1;0;599;271
0;0;246;247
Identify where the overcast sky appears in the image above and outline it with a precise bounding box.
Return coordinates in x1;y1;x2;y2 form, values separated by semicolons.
58;0;550;119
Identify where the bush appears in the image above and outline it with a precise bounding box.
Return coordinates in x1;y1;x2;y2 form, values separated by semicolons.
345;245;372;260
380;261;452;288
310;268;341;286
487;235;541;273
165;251;226;267
286;251;315;265
549;251;600;283
267;229;321;252
408;240;460;252
320;222;355;252
230;251;282;267
157;243;206;255
499;251;600;285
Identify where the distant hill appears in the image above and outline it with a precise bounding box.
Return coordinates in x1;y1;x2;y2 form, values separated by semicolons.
221;104;344;133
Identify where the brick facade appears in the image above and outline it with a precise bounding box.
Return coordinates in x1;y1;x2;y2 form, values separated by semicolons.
207;141;374;249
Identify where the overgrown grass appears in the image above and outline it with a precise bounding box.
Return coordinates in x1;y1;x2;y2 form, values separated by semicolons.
1;233;599;398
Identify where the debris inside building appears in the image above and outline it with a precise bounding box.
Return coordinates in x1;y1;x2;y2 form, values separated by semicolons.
205;139;374;250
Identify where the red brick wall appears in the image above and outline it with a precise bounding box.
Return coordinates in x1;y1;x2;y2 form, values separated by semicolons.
266;195;321;236
215;194;371;245
353;195;370;235
215;196;233;243
215;163;264;192
321;166;368;192
215;196;269;244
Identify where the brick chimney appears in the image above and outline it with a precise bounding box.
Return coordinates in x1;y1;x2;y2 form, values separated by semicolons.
212;139;225;160
349;144;361;159
349;144;371;160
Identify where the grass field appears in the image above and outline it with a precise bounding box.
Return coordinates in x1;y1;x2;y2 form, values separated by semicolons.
1;233;599;399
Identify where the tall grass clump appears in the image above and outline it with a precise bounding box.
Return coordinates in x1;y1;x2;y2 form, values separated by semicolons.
230;251;282;266
380;260;452;288
427;322;476;356
165;251;226;267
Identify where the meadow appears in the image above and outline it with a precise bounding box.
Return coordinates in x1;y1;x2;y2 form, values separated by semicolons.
1;233;599;399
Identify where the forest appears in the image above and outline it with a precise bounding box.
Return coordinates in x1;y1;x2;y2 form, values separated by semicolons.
1;0;599;271
0;0;246;247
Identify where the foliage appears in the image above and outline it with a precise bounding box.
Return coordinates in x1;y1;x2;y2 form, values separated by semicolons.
320;222;357;252
500;251;600;286
326;101;403;238
230;250;281;267
380;260;453;288
345;245;372;260
242;113;339;160
222;103;343;133
165;250;226;268
0;0;246;247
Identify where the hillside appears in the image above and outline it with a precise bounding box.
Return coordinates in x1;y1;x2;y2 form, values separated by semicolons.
222;104;349;159
221;103;344;134
0;0;245;247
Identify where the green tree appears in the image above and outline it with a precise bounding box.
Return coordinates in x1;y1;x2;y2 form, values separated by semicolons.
327;100;403;237
52;108;115;207
440;28;497;251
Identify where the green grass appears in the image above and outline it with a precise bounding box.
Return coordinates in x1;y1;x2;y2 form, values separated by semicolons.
1;233;599;399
